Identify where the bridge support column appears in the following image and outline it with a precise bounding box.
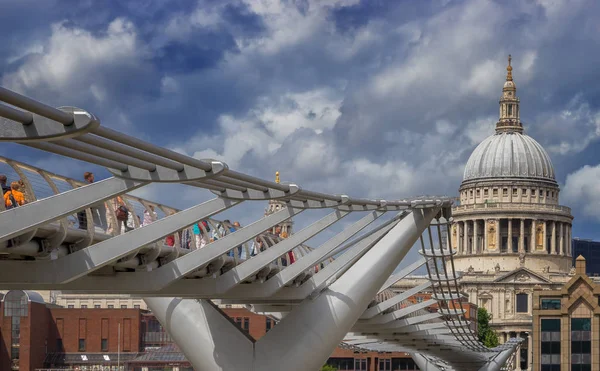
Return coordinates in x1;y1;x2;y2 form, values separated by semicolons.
254;208;438;370
143;297;253;371
411;353;444;371
477;348;517;371
146;208;438;371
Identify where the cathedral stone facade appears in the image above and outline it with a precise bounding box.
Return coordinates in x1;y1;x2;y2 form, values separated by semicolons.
415;56;575;371
449;57;574;371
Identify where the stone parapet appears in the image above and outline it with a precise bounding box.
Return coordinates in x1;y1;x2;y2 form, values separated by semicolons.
453;202;571;215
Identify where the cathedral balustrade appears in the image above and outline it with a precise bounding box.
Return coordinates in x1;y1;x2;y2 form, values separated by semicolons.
453;202;571;214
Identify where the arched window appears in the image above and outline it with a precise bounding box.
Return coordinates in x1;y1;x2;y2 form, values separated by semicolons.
3;290;28;317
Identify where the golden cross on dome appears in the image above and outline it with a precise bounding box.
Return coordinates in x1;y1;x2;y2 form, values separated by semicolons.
506;54;513;81
275;171;280;184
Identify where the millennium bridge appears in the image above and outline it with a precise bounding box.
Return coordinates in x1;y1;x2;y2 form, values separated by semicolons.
0;86;521;370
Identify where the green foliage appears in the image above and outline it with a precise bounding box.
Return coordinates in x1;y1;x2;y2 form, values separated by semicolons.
477;307;499;348
321;365;338;371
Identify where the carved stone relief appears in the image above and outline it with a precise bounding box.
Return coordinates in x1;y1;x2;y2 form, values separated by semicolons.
487;220;496;249
519;252;526;266
536;222;544;249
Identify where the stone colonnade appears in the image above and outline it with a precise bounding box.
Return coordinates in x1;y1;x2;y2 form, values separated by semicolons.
452;218;571;256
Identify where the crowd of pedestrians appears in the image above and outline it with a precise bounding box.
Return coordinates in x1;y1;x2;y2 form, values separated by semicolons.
3;170;300;268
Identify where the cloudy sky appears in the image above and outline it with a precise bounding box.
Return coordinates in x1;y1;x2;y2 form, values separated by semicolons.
1;0;600;247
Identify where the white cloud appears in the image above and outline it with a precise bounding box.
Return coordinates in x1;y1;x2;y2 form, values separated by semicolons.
3;18;145;94
541;96;600;155
562;164;600;221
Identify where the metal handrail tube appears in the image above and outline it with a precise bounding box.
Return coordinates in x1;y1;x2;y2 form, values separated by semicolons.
75;134;184;171
199;178;247;192
182;180;227;192
218;175;269;192
0;103;33;124
56;139;157;171
25;142;128;171
299;189;342;203
0;86;73;125
224;169;290;192
93;126;213;171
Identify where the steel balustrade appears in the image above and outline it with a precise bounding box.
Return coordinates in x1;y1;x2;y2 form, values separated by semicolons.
0;86;521;371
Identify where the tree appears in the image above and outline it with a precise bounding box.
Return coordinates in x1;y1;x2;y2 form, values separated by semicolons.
477;307;499;348
321;365;338;371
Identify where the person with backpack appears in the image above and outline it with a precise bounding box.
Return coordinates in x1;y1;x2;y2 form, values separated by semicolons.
193;220;210;249
4;181;26;209
0;174;10;194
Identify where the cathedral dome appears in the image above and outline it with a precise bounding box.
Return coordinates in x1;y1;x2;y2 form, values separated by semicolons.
463;132;555;182
462;55;556;185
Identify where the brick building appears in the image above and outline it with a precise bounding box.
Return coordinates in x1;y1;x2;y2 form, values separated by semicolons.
0;290;418;370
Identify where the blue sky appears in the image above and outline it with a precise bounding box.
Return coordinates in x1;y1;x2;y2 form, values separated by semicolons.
1;0;600;247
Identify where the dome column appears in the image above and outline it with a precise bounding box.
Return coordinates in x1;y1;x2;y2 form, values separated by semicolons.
542;221;548;253
507;218;513;253
530;219;536;252
473;219;479;254
496;219;501;253
519;219;525;253
551;221;557;254
559;222;564;255
464;221;469;254
567;225;572;256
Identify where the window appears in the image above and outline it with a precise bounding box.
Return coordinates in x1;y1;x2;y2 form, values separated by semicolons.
108;305;114;309
512;188;518;196
522;188;527;195
516;293;528;313
120;305;127;309
4;291;29;317
266;318;274;332
379;359;391;371
532;189;536;196
56;339;63;351
469;190;473;197
81;305;87;308
243;318;249;331
476;189;480;197
508;104;513;115
355;359;368;371
68;305;74;309
101;338;108;352
234;317;250;332
503;188;508;196
94;305;101;309
541;319;560;370
417;296;424;303
493;189;498;196
546;190;550;197
78;339;86;352
571;318;591;369
484;189;489;196
541;299;561;310
134;305;140;309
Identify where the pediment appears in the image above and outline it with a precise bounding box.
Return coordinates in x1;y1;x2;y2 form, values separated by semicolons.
494;268;552;284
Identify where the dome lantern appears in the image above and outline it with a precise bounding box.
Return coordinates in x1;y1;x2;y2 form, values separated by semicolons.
496;54;523;134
